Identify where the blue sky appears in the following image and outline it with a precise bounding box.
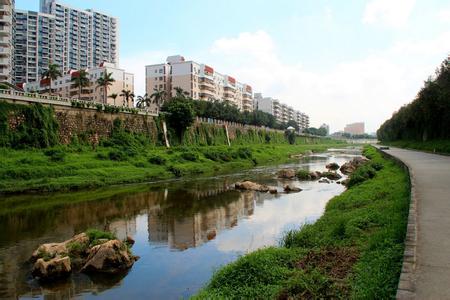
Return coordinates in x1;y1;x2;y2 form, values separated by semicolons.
17;0;450;132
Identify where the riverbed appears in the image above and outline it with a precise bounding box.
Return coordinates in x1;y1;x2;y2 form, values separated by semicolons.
0;148;361;299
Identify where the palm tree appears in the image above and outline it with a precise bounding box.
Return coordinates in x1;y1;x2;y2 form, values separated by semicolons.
174;87;189;98
136;93;151;108
151;88;166;106
96;71;115;104
109;93;118;106
41;63;62;94
120;89;135;107
70;69;90;100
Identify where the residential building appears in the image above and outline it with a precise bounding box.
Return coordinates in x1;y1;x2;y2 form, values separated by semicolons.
344;122;365;135
13;10;55;84
320;123;330;135
24;62;134;107
253;92;310;131
12;0;119;84
146;55;254;112
0;0;14;83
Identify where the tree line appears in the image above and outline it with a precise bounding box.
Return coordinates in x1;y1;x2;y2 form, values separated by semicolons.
377;56;450;142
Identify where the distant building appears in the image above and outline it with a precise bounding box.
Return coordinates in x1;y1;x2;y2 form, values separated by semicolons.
24;62;134;107
253;92;309;131
320;123;330;135
0;0;14;83
145;55;253;112
344;122;365;135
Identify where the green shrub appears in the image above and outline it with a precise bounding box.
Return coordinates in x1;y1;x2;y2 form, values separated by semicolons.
180;151;199;162
85;229;116;242
44;149;66;162
95;153;108;160
108;150;126;161
148;155;166;165
296;169;311;180
167;165;182;177
347;164;377;188
235;147;253;159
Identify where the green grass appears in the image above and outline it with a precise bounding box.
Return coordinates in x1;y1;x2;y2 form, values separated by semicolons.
0;142;343;194
194;146;410;299
383;140;450;154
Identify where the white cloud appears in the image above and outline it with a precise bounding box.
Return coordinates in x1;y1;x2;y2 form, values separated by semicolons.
362;0;416;28
437;9;450;23
203;30;448;133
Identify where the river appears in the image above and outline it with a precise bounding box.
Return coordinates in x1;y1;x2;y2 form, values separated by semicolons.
0;148;361;299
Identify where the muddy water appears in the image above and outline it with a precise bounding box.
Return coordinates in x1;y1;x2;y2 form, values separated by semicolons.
0;148;361;299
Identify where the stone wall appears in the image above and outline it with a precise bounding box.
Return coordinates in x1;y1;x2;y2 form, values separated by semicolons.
53;107;158;144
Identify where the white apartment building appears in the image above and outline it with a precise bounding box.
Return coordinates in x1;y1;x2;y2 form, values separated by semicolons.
11;0;119;84
24;62;134;107
254;92;310;131
146;55;253;112
13;10;55;84
0;0;14;83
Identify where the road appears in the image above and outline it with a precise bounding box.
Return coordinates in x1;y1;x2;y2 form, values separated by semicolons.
379;147;450;299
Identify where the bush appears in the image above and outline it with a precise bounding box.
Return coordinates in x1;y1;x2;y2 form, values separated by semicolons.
167;165;182;177
235;147;253;159
347;164;377;188
296;169;311;180
44;149;66;162
86;229;116;242
180;151;199;162
108;150;126;161
148;155;166;165
95;153;108;160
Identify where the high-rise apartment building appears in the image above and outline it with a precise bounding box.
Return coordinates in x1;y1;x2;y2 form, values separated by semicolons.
344;122;365;135
12;0;119;84
13;10;55;84
0;0;14;83
253;92;310;131
146;55;253;112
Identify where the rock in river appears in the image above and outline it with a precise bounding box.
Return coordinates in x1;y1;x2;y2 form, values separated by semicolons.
82;240;137;274
235;181;272;193
32;256;72;281
284;185;302;193
277;169;296;179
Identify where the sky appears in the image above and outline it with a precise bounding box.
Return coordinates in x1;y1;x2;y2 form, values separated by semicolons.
16;0;450;133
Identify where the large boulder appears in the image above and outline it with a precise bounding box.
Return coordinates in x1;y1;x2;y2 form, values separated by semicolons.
340;157;369;175
277;169;296;179
309;171;322;180
82;240;136;274
321;172;342;180
235;181;271;192
32;256;71;281
284;185;302;193
326;163;340;171
31;233;90;262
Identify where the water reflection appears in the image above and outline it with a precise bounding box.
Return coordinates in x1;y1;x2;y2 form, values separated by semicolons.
0;149;359;299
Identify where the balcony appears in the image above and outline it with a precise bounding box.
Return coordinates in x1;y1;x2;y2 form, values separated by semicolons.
0;25;10;36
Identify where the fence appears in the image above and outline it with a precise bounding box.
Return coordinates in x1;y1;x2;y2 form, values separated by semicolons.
0;89;158;116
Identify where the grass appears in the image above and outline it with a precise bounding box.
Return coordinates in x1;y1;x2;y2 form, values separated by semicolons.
0;142;344;194
193;146;410;299
383;140;450;155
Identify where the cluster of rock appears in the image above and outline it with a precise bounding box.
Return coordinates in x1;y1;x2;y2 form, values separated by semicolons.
234;181;302;194
339;157;369;175
30;232;138;282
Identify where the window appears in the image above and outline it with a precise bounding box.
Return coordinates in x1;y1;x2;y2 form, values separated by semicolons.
159;69;163;73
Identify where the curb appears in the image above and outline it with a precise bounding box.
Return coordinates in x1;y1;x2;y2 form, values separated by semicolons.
376;148;417;300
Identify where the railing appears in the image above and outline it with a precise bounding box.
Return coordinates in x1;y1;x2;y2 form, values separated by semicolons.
0;89;158;116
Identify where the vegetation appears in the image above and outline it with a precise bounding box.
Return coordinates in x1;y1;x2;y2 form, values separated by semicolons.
378;56;450;145
195;146;410;299
96;71;115;104
120;89;135;107
303;127;327;136
71;69;90;100
41;63;62;94
383;140;450;154
162;97;196;141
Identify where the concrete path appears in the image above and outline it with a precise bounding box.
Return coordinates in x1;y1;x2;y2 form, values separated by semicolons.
378;147;450;299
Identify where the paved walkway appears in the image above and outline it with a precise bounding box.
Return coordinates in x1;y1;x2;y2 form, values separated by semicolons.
379;147;450;299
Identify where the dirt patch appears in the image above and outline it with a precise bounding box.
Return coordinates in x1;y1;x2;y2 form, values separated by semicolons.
297;247;359;279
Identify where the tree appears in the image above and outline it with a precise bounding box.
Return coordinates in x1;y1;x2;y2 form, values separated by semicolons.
286;120;299;131
109;93;118;106
41;63;62;94
120;89;135;107
96;71;115;104
136;93;151;108
151;88;166;106
162;98;195;141
70;69;90;100
174;87;190;98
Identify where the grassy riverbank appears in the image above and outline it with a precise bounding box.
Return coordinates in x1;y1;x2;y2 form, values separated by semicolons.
194;146;410;299
0;142;343;194
382;140;450;155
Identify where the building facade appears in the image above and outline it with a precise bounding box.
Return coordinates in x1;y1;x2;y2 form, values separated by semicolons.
146;55;253;112
344;122;365;135
253;92;310;131
13;10;55;84
24;62;134;107
0;0;14;83
11;0;119;84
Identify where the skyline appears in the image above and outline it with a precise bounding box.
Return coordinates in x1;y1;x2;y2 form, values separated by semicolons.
16;0;450;132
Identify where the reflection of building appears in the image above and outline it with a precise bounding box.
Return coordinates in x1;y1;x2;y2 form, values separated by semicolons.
147;191;256;250
145;55;253;112
108;218;137;240
344;122;365;135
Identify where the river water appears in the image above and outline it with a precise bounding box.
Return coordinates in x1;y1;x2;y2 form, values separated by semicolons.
0;148;361;299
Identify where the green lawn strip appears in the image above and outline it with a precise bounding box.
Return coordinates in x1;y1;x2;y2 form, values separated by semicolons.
193;146;410;299
383;140;450;155
0;142;342;194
